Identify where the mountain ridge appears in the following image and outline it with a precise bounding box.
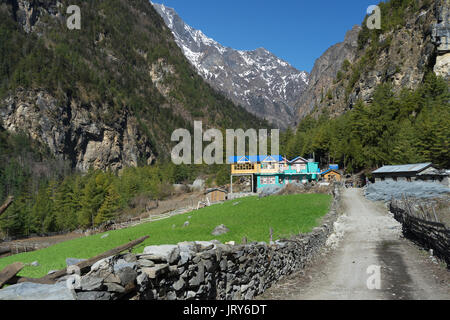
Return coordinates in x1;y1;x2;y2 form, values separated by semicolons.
152;2;309;129
296;0;449;121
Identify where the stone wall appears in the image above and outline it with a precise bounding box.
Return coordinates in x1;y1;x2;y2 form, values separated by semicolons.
69;191;340;300
0;190;341;300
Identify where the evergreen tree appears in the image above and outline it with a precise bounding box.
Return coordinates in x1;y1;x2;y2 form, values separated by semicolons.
94;185;119;226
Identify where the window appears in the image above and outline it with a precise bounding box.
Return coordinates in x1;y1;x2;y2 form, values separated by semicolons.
261;176;276;185
235;163;254;171
261;163;276;170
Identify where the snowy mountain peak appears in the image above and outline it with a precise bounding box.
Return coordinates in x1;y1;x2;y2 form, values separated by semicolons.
152;2;309;128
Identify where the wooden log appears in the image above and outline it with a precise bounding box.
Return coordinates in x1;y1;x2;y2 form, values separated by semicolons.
12;235;149;285
0;196;14;217
0;262;23;288
432;206;440;223
0;247;11;255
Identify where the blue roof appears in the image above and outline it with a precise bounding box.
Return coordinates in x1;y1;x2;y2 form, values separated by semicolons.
228;155;282;164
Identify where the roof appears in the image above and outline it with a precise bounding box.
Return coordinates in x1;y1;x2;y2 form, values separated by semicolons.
320;169;341;175
228;155;282;164
417;167;449;176
228;155;317;164
289;156;309;163
372;163;432;174
205;188;227;194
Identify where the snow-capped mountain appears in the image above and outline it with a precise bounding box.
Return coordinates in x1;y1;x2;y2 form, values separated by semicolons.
152;2;309;129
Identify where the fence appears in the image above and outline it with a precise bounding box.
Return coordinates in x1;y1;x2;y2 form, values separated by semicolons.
0;243;40;257
389;195;450;267
109;193;256;231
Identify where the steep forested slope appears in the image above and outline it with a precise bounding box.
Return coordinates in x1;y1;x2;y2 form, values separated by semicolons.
284;0;449;172
0;0;266;172
296;0;447;118
0;0;268;237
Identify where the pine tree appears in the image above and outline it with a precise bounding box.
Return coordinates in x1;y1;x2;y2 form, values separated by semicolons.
94;185;119;226
78;172;107;228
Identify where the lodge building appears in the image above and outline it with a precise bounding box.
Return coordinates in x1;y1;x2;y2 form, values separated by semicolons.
229;155;320;193
372;162;449;186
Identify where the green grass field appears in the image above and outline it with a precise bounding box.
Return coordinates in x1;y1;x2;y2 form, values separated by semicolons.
0;193;332;278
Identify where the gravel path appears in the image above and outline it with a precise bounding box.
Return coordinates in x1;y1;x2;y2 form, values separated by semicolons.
257;188;450;300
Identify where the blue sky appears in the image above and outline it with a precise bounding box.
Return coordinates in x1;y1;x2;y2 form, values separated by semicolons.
153;0;377;72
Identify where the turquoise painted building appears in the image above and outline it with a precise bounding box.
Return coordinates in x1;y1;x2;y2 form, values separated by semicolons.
256;157;320;190
229;155;320;192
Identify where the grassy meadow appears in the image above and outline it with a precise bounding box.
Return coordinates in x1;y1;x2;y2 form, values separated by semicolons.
0;193;332;278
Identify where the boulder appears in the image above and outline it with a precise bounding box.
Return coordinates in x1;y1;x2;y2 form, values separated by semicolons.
172;278;185;291
143;245;180;264
116;267;138;287
0;282;76;300
138;259;155;267
104;282;125;293
211;224;230;236
141;264;169;279
136;272;149;288
66;258;87;267
123;253;137;263
77;291;112;300
113;261;136;273
80;275;104;291
166;291;177;300
191;178;205;191
91;256;113;271
195;241;215;251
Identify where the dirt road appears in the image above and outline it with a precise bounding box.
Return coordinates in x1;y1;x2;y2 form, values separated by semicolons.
258;188;450;300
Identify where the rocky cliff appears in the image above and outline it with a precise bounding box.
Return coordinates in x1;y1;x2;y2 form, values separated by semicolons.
296;0;449;120
0;0;266;172
432;0;450;79
296;25;361;119
0;89;154;171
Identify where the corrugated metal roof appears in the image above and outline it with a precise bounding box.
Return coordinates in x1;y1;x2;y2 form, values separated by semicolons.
372;163;432;174
417;167;449;176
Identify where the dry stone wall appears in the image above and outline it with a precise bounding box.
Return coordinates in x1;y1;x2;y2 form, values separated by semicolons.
0;190;340;300
71;191;340;300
